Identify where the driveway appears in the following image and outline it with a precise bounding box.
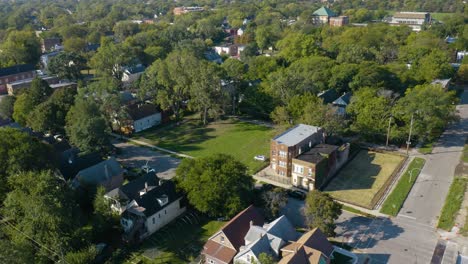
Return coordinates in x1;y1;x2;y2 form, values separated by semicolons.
113;141;181;179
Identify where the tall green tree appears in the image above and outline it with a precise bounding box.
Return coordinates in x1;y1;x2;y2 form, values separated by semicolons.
65;97;110;153
0;30;41;66
48;52;86;81
261;187;288;220
176;154;254;218
0;96;15;120
90;37;132;85
304;190;342;237
13;78;53;126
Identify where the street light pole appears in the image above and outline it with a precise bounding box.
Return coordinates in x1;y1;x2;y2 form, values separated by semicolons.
406;113;414;155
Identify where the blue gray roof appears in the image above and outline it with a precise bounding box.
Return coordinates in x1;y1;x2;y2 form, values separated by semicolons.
124;64;146;74
0;64;35;77
75;157;123;186
273;124;322;146
332;92;352;106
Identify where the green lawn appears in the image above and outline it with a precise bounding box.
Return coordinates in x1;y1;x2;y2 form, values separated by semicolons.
136;118;275;174
419;142;434;155
463;141;468;163
438;177;468;230
380;158;426;216
125;216;225;263
324;150;405;209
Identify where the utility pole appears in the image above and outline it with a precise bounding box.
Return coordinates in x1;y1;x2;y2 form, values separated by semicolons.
386;116;392;147
406;113;414;155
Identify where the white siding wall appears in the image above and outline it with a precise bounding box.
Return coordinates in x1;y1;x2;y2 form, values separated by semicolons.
134;113;162;132
144;198;186;236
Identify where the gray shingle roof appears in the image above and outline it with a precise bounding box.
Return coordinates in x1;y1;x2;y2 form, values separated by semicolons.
273;124;322;147
75;157;123;186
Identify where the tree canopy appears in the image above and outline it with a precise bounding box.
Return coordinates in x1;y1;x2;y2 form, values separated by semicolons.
304;190;342;237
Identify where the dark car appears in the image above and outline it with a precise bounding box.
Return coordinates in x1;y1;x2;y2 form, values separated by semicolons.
288;190;307;200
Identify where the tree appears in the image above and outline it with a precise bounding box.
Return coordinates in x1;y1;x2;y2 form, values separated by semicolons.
301;100;346;136
113;21;140;41
394;84;457;142
176;154;254;218
2;170;78;261
457;64;468;83
261;187;288;220
276;33;321;63
189;62;225;124
0;96;15;120
12;78;53;126
140;51;199;120
64;246;98;264
257;253;277;264
65;97;110;153
90;37;132;85
63;37;87;53
48;52;86;81
0;30;41;66
304;190;342;237
92;186;116;239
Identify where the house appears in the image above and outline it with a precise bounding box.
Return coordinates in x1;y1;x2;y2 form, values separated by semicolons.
431;79;451;90
270;124;325;177
71;157;124;191
7;75;60;96
173;6;204;15
311;7;337;25
41;37;62;53
318;89;339;104
291;143;350;191
279;228;335;264
49;82;77;90
234;215;299;263
116;103;162;134
58;148;104;180
105;172;160;214
122;64;146;87
329;16;349;27
0;64;36;94
202;205;264;264
40;51;61;70
214;44;246;58
389;12;431;31
332;92;352;116
120;180;186;243
204;50;223;64
457;51;468;62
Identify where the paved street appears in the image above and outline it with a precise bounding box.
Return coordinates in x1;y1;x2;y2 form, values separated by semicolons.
113;141;181;179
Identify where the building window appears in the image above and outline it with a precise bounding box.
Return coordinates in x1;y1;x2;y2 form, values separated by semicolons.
294;165;304;174
159;214;161;218
152;217;155;224
271;150;276;156
279;151;287;158
164;210;167;215
293;178;296;183
279;170;285;176
220;236;224;243
279;161;286;168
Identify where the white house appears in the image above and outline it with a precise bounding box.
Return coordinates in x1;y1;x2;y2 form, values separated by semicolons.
119;180;186;243
117;103;162;134
389;12;431;31
121;64;146;87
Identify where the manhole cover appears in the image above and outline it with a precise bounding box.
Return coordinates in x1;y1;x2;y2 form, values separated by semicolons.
406;211;413;214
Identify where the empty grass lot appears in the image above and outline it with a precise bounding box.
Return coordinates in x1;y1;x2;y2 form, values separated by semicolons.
380;157;425;216
135;118;275;174
324;150;405;209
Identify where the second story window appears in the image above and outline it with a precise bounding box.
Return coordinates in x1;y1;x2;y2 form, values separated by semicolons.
294;165;304;174
279;161;286;168
279;151;287;158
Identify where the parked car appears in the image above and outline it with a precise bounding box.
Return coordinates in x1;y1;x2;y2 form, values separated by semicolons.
141;165;155;174
288;190;307;200
254;155;266;161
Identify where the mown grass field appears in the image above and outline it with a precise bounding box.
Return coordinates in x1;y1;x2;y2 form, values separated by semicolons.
325;150;405;209
136;118;275;174
380;158;425;216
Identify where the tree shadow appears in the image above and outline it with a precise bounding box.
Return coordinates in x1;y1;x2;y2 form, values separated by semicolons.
325;152;382;191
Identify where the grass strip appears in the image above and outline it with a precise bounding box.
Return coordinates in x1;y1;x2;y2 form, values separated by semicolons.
380;158;425;216
438;177;468;230
342;205;376;218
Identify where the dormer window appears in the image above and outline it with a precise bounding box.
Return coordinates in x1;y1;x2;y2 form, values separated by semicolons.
157;194;169;206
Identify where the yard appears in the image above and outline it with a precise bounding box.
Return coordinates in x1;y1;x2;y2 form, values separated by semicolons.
324;150;405;209
135;118;275;174
124;212;225;263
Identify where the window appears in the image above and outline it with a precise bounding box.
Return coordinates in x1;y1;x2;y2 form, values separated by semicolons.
159;214;161;218
294;165;304;174
152;217;155;224
271;150;276;156
164;210;167;215
279;151;287;158
279;171;285;176
220;236;224;243
279;161;286;168
308;168;313;176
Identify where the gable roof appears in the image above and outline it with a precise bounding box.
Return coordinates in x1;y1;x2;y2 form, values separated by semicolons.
280;245;327;264
318;89;339;104
332;92;352;106
219;205;265;250
58;148;103;180
279;228;334;264
106;172;159;202
273;124;322;147
126;103;160;121
203;239;238;263
126;180;182;217
124;64;146;75
0;64;35;78
313;7;336;17
75;157;123;186
297;228;334;257
238;235;274;260
431;79;451;88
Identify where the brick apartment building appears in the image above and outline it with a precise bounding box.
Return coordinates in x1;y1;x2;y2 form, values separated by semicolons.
0;64;36;95
270;124;325;177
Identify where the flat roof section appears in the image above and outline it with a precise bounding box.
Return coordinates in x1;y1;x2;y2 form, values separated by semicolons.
273;124;321;147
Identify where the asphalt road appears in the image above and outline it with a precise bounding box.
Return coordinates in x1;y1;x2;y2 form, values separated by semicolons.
113;141;181;179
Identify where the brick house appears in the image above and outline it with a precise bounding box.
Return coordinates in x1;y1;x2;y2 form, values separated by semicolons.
270;124;325;177
329;16;349;27
0;64;36;94
291;143;350;191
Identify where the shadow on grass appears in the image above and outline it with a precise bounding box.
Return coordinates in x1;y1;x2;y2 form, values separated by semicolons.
325;152;382;192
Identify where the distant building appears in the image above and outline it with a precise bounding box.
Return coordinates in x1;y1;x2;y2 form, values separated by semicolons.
71;157;124;192
7;75;60;96
318;89;339;104
431;79;451;90
0;64;36;94
41;37;62;53
312;6;337;25
332;92;352;116
389;12;431;31
173;6;204;15
115;103;163;134
122;64;146;88
457;51;468;62
214;44;246;58
279;228;335;264
329;16;349;27
40;51;61;70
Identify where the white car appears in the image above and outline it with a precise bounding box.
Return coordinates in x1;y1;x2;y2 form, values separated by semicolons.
254;155;266;161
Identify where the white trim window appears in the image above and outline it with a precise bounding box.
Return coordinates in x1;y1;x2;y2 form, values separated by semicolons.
279;161;287;168
279;151;287;158
294;165;304;174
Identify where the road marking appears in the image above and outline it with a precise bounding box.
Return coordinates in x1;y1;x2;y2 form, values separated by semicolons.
399;214;417;220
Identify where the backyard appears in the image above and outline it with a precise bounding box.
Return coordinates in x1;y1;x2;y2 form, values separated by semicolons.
135;118;275;174
124;212;225;264
324;150;406;209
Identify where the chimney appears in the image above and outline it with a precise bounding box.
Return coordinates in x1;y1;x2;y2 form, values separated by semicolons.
159;179;163;186
145;182;148;192
249;220;253;226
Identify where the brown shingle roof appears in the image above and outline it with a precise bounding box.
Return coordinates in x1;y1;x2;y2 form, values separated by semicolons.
219;205;264;249
126;103;160;121
297;228;334;257
279;245;327;264
202;239;237;264
279;228;334;264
